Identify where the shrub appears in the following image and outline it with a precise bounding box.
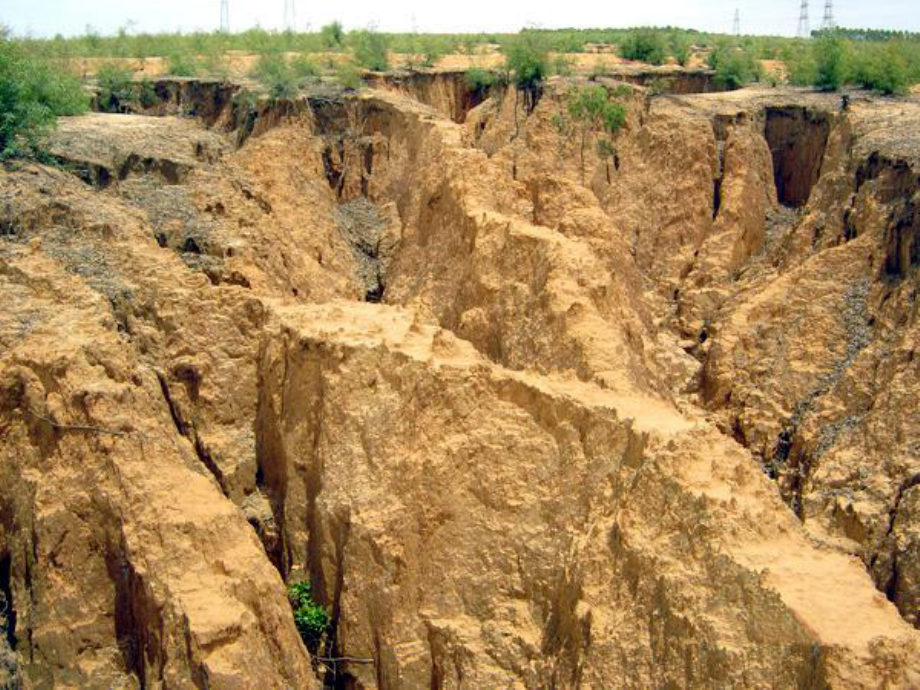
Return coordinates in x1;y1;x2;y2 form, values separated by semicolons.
850;42;910;96
421;36;447;68
813;33;845;91
0;33;89;159
504;30;550;111
291;54;320;79
671;34;692;66
351;29;390;71
96;61;134;112
166;50;198;77
288;581;329;651
873;43;910;96
465;67;499;94
138;78;158;108
250;53;297;99
320;22;345;50
567;85;627;135
551;54;574;77
335;61;364;90
784;44;817;86
590;59;608;80
709;44;762;89
620;29;667;66
199;48;230;79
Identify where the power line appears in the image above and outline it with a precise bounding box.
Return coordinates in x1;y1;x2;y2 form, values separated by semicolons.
797;0;810;38
220;0;229;33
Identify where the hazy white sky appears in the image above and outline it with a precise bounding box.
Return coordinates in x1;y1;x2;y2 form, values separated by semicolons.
2;0;918;39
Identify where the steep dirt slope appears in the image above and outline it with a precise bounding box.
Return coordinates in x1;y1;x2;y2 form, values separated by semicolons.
1;75;920;688
258;301;917;687
0;170;315;687
469;81;920;635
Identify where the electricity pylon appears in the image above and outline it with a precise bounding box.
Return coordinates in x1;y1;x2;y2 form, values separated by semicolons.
822;0;836;30
733;8;741;36
220;0;229;33
797;0;810;38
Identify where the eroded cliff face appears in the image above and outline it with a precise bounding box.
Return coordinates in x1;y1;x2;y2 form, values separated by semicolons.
2;74;920;687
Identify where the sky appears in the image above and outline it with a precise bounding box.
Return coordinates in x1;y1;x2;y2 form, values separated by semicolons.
2;0;918;39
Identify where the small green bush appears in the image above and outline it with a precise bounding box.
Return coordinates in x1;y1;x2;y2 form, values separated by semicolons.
199;49;230;79
335;61;364;90
166;50;199;77
551;54;574;77
291;54;320;79
351;29;390;71
709;44;762;89
620;29;667;66
288;581;329;650
671;34;692;67
250;53;297;99
0;33;89;159
96;61;134;112
421;36;446;68
590;59;608;80
465;67;499;93
320;22;345;50
138;78;158;108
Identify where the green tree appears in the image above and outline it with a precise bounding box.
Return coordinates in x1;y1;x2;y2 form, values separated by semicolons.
564;85;627;183
813;32;845;91
503;30;550;112
873;42;910;96
850;42;910;95
0;32;89;159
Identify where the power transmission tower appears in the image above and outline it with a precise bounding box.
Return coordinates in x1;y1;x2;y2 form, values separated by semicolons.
284;0;296;31
733;8;741;36
797;0;810;38
822;0;836;30
220;0;229;33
